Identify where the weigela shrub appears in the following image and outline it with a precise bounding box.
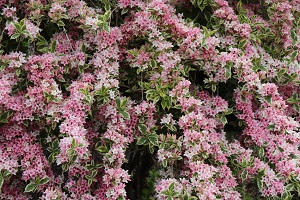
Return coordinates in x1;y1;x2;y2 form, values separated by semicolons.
0;0;300;199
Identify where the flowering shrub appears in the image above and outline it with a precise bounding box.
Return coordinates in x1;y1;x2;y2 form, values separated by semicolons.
0;0;300;199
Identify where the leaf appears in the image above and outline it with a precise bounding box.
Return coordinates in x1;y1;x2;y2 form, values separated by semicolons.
0;111;13;123
88;179;93;186
202;26;209;38
25;182;38;192
220;115;227;125
91;170;97;177
238;39;248;49
62;163;69;171
37;46;49;53
50;41;56;53
225;65;231;79
257;169;265;178
103;23;110;32
162;160;167;167
71;138;76;147
10;33;20;40
39;177;50;185
168;182;175;191
290;50;298;61
161;99;168;110
56;20;65;27
257;179;263;190
13;22;22;32
184;194;189;200
241;170;248;181
0;177;3;191
296;184;300;194
265;95;272;104
285;184;294;192
52;139;59;149
148;134;159;146
136;137;147;145
291;29;298;46
211;84;217;93
281;191;290;200
258;147;264;157
277;68;286;76
121;8;129;15
120;98;128;109
103;11;111;21
120;110;130;120
138;124;147;135
150;59;157;68
237;1;243;13
127;50;138;57
2;170;10;177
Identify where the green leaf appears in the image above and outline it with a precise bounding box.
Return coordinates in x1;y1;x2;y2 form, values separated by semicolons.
52;139;59;149
56;20;65;27
277;68;286;76
137;137;147;145
220;115;227;125
291;29;298;46
168;182;175;191
37;46;49;53
0;111;13;123
290;50;298;61
237;1;243;13
103;11;111;21
71;138;77;148
103;23;110;32
25;182;38;192
281;191;290;200
0;177;3;191
265;95;272;104
161;99;169;110
39;177;50;185
120;110;130;120
225;65;231;79
285;184;294;192
210;84;216;93
148;134;159;146
138;124;147;135
120;98;128;109
62;163;69;171
296;184;300;194
104;2;111;11
183;194;189;200
121;8;129;15
13;22;22;32
258;147;264;157
127;50;138;57
96;146;109;154
11;33;20;40
241;170;248;181
50;41;56;53
150;59;157;68
2;170;10;177
88;179;93;186
238;39;248;49
257;169;265;178
162;159;167;167
257;179;263;190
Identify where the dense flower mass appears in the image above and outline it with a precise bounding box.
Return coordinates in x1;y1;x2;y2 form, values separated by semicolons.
0;0;300;199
